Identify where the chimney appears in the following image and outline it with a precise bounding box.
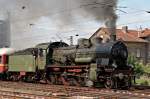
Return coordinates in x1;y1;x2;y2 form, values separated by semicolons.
145;28;149;31
138;26;142;37
122;26;128;33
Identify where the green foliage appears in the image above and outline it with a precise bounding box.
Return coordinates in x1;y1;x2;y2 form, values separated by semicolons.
127;55;137;66
128;55;150;86
143;64;150;74
140;80;149;86
134;62;145;76
127;55;144;76
136;76;150;85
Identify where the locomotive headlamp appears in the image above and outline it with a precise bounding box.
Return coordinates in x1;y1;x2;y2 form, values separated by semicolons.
118;73;124;79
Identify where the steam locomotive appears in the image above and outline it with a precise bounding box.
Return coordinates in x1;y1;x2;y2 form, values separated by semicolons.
0;37;133;89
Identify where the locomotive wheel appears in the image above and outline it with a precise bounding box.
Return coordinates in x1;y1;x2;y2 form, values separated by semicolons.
123;77;132;89
128;78;132;88
78;78;86;86
25;75;34;82
39;73;47;84
49;75;57;84
68;78;80;86
104;78;114;89
85;79;94;87
12;75;19;81
1;72;7;80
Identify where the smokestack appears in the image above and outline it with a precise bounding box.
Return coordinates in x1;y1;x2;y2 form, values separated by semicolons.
110;34;116;41
105;15;117;42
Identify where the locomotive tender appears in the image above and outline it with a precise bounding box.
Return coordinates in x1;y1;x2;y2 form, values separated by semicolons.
0;37;133;89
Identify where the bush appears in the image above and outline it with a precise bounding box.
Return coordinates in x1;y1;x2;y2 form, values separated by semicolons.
143;64;150;74
127;55;144;76
134;62;144;76
140;80;149;86
136;75;150;85
128;55;150;85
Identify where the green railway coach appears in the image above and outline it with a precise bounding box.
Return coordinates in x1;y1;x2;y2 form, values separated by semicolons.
8;44;48;80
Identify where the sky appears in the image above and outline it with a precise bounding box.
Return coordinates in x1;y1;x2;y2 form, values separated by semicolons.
0;0;150;49
117;0;150;29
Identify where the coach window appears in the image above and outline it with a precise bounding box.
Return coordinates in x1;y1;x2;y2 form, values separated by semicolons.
0;56;1;63
149;52;150;58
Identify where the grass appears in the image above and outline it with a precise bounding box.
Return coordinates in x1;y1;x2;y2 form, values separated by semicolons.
135;76;150;86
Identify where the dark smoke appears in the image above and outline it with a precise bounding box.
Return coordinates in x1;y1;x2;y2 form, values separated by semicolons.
74;0;118;41
0;12;10;48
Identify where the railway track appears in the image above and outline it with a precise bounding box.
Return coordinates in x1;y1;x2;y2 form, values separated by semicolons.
132;85;150;90
0;81;149;99
0;90;54;99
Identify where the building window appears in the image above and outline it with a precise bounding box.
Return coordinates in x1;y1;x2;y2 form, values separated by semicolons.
149;52;150;58
136;49;141;58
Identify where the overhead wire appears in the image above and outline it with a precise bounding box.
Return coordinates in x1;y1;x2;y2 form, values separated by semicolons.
11;0;118;23
11;18;150;42
10;18;150;42
118;19;150;26
10;0;148;28
8;0;149;24
11;0;117;39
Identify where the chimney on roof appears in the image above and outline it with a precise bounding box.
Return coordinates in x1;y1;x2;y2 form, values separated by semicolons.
145;28;149;30
138;26;142;37
122;26;128;33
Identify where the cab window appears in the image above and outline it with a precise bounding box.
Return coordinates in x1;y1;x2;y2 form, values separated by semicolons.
39;48;43;57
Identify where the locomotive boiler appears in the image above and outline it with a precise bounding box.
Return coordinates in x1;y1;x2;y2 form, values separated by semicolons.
49;38;128;68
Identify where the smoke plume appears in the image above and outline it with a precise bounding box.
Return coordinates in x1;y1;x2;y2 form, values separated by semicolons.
0;0;118;49
74;0;118;41
0;12;10;48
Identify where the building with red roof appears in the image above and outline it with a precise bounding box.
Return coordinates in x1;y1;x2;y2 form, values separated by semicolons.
90;26;150;64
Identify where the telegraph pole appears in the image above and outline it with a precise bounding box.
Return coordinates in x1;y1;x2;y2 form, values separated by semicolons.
70;36;73;45
69;34;79;46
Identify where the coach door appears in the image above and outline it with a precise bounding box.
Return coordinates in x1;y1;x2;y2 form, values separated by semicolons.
0;55;8;73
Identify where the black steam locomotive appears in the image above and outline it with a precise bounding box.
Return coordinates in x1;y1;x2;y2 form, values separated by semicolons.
0;37;133;89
